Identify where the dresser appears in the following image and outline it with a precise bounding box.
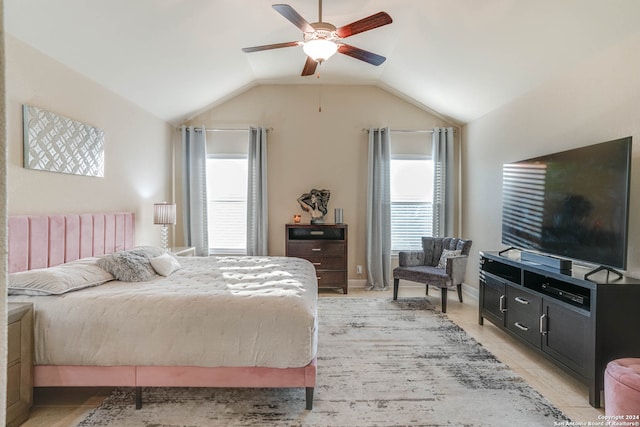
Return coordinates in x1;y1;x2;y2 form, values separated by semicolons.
286;224;348;294
7;303;34;427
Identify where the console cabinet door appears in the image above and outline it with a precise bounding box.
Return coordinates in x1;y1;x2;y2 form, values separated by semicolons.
506;287;542;347
480;273;507;326
541;299;590;378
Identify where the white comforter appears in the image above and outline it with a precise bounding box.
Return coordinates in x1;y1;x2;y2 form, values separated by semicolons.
10;256;318;369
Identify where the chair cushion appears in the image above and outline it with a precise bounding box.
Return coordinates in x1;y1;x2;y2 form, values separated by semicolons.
422;237;472;266
422;238;443;266
437;249;462;269
392;265;450;287
398;250;425;267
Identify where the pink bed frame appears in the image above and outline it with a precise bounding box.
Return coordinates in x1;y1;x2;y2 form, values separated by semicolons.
8;212;317;409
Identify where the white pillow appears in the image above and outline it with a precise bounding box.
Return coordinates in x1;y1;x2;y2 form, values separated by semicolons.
9;257;115;296
437;249;462;269
150;253;182;277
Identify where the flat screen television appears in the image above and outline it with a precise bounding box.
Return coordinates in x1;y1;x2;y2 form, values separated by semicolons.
501;136;632;270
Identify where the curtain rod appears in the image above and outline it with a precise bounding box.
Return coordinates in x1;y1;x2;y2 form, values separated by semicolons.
362;128;456;134
176;127;273;132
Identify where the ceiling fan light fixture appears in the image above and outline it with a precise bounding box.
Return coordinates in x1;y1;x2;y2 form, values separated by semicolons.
242;3;392;76
303;39;338;62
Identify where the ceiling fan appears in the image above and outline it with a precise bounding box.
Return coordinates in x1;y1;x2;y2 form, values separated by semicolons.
242;1;392;76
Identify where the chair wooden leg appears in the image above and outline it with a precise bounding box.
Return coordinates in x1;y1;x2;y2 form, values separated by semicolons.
393;278;399;300
457;284;463;303
425;285;429;295
441;287;447;313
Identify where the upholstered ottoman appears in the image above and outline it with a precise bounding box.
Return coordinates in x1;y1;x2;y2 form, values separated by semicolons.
605;358;640;416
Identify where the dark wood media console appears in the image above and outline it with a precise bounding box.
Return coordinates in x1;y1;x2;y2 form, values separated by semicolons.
478;250;640;408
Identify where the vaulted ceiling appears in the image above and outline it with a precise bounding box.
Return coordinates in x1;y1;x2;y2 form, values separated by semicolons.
6;0;640;125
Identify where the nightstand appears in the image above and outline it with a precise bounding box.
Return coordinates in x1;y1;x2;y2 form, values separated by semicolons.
170;246;196;257
7;303;33;427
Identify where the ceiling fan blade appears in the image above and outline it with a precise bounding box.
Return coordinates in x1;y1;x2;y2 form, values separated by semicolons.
338;44;386;66
335;11;392;38
273;4;314;33
301;57;318;76
242;41;300;53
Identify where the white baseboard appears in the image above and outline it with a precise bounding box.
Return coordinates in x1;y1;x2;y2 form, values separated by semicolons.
462;283;478;300
348;279;368;289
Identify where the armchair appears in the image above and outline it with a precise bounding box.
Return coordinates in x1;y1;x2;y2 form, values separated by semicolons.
393;237;472;313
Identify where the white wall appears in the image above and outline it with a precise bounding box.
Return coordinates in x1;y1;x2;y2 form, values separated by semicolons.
184;84;458;280
0;1;8;421
6;36;174;246
463;31;640;286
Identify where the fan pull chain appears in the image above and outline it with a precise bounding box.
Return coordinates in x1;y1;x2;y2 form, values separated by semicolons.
317;71;322;112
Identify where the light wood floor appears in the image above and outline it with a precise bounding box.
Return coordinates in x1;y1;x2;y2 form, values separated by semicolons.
21;285;604;426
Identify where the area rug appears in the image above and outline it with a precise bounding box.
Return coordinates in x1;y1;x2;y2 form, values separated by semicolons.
77;298;570;426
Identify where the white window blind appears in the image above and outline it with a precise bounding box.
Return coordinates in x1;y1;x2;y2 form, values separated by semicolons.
390;157;434;252
206;156;248;254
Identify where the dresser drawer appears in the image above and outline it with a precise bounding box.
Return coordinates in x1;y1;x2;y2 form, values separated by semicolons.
316;271;347;286
6;363;21;407
301;255;346;270
506;287;542;347
287;241;345;257
7;322;21;364
6;303;34;427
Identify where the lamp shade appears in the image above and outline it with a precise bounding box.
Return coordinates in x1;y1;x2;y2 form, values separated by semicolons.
153;203;176;225
303;39;338;62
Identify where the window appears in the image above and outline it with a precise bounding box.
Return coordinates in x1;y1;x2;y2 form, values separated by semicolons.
390;156;434;252
206;155;248;254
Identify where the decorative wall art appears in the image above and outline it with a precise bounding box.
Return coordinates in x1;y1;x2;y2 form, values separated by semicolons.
22;104;105;177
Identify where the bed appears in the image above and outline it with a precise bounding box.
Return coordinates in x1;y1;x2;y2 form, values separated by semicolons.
7;212;318;409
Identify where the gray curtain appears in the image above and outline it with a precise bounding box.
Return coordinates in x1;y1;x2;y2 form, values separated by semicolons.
246;126;268;256
432;127;455;237
181;126;209;256
366;127;391;290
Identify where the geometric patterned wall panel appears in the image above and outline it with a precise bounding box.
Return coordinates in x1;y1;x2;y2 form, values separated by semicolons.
22;104;105;177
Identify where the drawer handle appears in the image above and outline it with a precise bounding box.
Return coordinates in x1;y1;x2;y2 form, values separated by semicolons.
499;295;507;313
514;297;529;305
540;313;548;335
312;262;322;266
317;276;322;280
311;248;322;252
310;231;325;236
514;322;529;331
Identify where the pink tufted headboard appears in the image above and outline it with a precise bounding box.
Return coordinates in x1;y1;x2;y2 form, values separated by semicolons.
8;212;135;273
